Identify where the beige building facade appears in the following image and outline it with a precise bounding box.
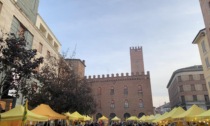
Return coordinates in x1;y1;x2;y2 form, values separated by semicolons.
192;29;210;98
0;0;61;108
198;0;210;98
167;65;209;110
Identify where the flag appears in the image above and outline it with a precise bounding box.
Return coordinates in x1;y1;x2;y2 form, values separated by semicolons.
22;100;28;126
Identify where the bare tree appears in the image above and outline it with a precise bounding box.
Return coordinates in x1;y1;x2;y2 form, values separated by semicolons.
28;54;96;114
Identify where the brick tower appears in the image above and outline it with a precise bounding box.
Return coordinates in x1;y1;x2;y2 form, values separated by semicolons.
130;46;145;74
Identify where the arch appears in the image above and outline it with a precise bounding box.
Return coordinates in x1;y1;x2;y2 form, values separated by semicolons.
124;113;131;119
138;112;145;118
109;113;116;119
96;113;102;120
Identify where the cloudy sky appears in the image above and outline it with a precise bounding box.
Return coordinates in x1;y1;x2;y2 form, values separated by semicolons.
38;0;204;107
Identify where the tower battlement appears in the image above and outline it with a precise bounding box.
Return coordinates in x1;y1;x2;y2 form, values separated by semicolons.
130;46;142;51
85;71;150;80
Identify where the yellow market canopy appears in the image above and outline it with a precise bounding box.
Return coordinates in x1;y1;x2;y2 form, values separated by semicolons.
196;109;210;119
31;104;66;120
144;115;154;122
153;112;169;123
111;116;121;121
126;116;139;121
83;115;92;121
70;111;84;120
98;116;108;121
139;115;150;122
0;105;48;121
147;114;161;122
172;104;205;121
64;112;78;120
155;107;185;123
139;115;146;121
169;107;185;119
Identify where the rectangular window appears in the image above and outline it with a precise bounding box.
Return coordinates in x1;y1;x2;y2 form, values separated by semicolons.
200;74;204;80
124;86;128;95
205;95;209;102
10;17;33;49
179;85;183;92
181;96;185;103
191;84;195;91
110;87;114;95
38;42;43;53
193;95;197;101
205;57;210;68
203;84;207;91
201;40;207;53
0;2;2;13
189;75;193;81
178;76;182;82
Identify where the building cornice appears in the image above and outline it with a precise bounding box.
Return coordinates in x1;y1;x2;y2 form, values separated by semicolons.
192;28;206;44
166;65;203;88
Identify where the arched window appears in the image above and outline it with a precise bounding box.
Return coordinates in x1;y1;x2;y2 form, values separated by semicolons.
138;85;143;96
139;99;144;108
138;112;145;118
98;87;101;95
124;99;129;108
124;85;128;95
110;100;115;108
110;86;114;95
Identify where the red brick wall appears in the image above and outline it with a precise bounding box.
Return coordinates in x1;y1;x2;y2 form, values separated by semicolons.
87;72;153;121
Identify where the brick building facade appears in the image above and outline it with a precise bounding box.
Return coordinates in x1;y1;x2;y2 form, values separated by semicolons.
86;47;153;121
